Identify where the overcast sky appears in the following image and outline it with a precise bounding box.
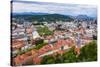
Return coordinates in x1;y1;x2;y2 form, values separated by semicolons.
12;1;97;17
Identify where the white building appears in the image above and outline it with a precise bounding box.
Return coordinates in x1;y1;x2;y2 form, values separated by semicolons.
32;31;40;39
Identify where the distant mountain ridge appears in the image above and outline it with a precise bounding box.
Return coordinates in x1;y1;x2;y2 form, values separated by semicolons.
12;12;95;23
75;15;94;21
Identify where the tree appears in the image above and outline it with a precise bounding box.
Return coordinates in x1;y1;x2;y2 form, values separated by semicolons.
63;47;77;63
78;40;97;61
41;55;55;64
37;25;53;36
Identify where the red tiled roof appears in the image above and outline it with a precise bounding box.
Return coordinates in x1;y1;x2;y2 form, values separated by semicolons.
14;50;33;65
57;50;64;54
12;40;24;49
33;57;42;64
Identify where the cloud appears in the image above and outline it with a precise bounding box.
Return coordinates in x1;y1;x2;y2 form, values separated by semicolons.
12;1;97;17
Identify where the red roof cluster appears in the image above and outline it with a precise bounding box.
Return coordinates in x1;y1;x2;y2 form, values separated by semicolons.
14;38;74;65
12;40;25;50
14;51;33;65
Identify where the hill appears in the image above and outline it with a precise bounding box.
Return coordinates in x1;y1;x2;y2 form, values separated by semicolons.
12;13;74;23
